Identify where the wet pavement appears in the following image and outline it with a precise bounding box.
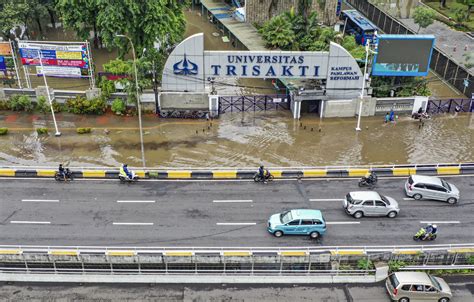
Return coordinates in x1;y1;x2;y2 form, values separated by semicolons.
0;111;472;167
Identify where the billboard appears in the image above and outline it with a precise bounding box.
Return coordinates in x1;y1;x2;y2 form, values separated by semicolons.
18;42;90;78
372;35;435;77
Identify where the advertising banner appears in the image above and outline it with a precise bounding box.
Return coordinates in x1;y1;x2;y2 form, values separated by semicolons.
19;42;89;69
0;43;12;56
36;66;82;77
0;56;6;71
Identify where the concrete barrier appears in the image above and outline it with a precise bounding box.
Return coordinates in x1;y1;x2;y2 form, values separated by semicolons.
0;163;470;179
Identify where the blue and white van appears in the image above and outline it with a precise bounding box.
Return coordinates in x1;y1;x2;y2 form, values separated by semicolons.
267;209;326;239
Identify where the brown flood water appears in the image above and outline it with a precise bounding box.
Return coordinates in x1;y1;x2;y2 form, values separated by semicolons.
0;111;472;168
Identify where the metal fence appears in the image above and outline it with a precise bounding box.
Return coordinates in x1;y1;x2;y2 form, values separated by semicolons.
1;244;473;276
427;98;474;114
346;0;474;98
218;95;290;114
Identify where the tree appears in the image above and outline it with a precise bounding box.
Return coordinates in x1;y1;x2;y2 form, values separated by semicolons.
56;0;100;47
412;6;436;33
0;1;29;39
259;15;296;49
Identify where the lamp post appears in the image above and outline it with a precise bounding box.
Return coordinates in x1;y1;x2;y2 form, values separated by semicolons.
117;34;146;168
34;48;61;136
355;39;377;131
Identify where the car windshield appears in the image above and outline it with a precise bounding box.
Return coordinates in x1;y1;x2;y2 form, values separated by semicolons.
428;274;441;290
441;179;451;191
346;193;354;204
388;274;399;289
280;211;293;224
381;195;390;205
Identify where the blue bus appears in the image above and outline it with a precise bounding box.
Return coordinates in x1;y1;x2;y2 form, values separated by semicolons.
340;10;378;46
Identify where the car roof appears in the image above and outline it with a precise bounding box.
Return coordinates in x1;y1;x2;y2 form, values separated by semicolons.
349;191;382;200
393;272;432;284
410;175;443;186
290;209;323;220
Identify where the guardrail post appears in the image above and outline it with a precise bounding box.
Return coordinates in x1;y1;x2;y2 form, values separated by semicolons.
22;253;29;273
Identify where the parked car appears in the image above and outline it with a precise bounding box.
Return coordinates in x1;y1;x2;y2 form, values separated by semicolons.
386;271;452;302
267;209;326;239
405;175;460;204
343;191;399;219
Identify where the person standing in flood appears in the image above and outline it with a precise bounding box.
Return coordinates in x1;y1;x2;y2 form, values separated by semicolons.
384;112;390;123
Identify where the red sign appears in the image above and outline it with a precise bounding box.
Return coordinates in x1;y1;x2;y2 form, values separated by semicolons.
21;58;58;66
57;59;87;67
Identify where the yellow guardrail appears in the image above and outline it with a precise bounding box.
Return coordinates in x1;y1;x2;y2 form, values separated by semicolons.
269;170;282;178
82;170;106;178
392;168;416;176
0;169;15;177
37;170;56;177
49;250;79;256
393;250;422;255
0;249;22;255
106;251;136;256
348;169;369;177
448;248;474;254
212;171;237;179
280;251;308;256
303;170;327;177
223;251;252;257
331;250;366;256
437;166;460;175
165;251;193;257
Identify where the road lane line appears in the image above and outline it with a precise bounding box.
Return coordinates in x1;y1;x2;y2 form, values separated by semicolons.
326;221;361;225
309;199;344;201
213;200;253;203
10;221;51;224
216;222;257;226
117;200;156;203
403;198;415;200
113;222;154;226
420;221;460;224
21;199;59;202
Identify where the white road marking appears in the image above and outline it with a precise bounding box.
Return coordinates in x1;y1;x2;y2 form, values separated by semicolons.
117;200;156;203
21;199;59;202
309;198;344;202
326;221;361;225
213;199;253;203
216;222;257;226
403;198;415;200
419;221;460;224
10;221;51;224
113;222;154;226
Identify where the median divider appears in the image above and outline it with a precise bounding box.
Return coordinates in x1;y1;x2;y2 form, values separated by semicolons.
330;250;366;256
106;250;137;257
49;250;79;256
0;163;472;179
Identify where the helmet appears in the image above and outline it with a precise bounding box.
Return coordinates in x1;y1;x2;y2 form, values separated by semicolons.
432;225;437;229
123;164;128;167
260;165;264;169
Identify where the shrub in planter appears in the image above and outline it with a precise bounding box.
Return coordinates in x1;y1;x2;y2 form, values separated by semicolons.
66;95;106;114
36;96;50;113
10;95;34;112
36;127;48;135
76;127;92;134
0;100;10;110
0;127;8;135
111;98;126;115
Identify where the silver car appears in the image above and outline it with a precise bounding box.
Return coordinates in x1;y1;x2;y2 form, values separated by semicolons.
386;272;452;302
405;175;460;204
343;191;399;219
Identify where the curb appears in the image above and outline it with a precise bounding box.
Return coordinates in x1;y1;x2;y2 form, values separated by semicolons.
1;163;473;179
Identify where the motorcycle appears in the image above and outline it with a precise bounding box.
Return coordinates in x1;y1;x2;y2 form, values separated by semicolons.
413;228;437;241
254;172;274;182
119;171;139;183
358;174;377;188
54;168;74;181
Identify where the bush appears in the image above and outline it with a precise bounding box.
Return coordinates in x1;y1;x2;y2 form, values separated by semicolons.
388;260;407;272
0;127;8;135
98;77;116;98
357;258;375;270
36;96;50;113
111;98;126;115
66;96;106;115
10;95;34;112
76;127;92;134
36;127;48;135
0;100;10;110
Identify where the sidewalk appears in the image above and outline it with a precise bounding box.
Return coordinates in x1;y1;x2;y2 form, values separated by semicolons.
399;18;474;74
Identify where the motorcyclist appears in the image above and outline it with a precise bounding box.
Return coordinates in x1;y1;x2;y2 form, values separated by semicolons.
362;171;377;184
120;164;133;180
58;164;65;181
425;224;438;239
258;165;265;180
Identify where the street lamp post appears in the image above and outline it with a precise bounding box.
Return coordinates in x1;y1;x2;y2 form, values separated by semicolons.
355;39;377;131
35;48;61;136
117;34;146;168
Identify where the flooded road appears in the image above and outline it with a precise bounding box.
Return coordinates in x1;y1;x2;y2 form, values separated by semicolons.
0;111;472;167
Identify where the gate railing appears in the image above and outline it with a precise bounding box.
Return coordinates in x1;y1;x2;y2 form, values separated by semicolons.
218;94;290;114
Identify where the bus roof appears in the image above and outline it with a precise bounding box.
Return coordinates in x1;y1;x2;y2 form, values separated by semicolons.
342;10;378;31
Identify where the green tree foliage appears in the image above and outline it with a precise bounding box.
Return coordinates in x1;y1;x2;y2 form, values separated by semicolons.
259;15;296;49
413;6;436;33
36;96;50;113
9;95;34;112
111;98;126;115
0;1;29;38
371;76;431;97
57;1;188;53
65;96;106;115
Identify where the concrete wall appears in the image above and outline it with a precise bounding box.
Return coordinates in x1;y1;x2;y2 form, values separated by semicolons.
160;92;209;110
323;98;376;118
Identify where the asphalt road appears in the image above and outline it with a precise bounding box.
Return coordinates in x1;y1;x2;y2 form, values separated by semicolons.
2;276;474;301
0;176;473;247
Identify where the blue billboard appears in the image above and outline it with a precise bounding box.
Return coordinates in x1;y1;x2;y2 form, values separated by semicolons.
372;35;435;77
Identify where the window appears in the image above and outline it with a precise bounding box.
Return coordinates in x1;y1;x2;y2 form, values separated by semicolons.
401;284;410;291
410;285;424;292
414;183;425;189
301;220;313;225
433;186;447;192
288;220;300;226
346;193;354;204
408;176;414;185
313;219;322;225
375;200;386;207
381;195;391;205
425;185;439;191
281;211;293;224
441;179;451;191
362;200;374;206
425;285;436;292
